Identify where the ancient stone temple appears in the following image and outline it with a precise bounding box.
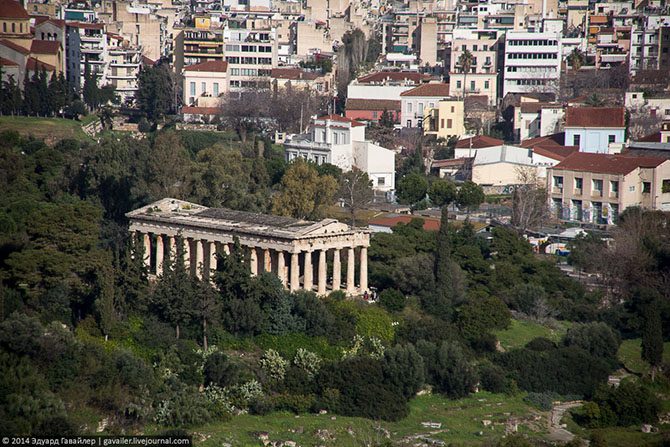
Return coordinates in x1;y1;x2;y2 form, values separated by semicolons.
126;198;370;295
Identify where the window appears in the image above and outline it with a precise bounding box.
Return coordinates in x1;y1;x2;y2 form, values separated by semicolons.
372;111;378;119
553;176;563;189
11;23;15;33
610;181;619;194
447;119;453;128
456;80;462;89
470;80;475;91
629;185;635;192
429;102;434;109
407;120;412;127
378;177;385;186
201;82;206;93
213;82;219;96
451;106;455;112
662;179;670;193
572;199;583;221
608;135;616;144
484;80;489;89
592;179;603;195
441;119;444;128
573;134;581;146
643;182;651;193
407;102;413;113
418;103;424;114
189;82;195;96
473;44;478;51
333;132;339;144
575;177;583;190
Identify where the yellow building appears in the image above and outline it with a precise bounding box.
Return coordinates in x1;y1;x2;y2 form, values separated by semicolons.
0;0;32;47
423;98;465;140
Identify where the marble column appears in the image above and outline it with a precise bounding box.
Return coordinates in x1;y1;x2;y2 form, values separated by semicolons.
195;240;204;279
155;234;164;276
142;232;151;271
332;248;341;291
250;247;258;276
317;249;327;295
183;238;191;272
223;243;230;255
209;241;217;276
167;236;176;263
346;247;355;294
263;249;271;273
304;250;313;291
277;251;287;287
359;246;368;293
290;252;300;292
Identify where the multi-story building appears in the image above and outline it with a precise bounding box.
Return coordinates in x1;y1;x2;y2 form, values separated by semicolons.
182;60;228;107
284;115;396;192
564;107;626;153
223;16;278;90
347;71;432;103
548;153;670;224
66;22;107;91
106;34;142;102
503;30;561;97
399;82;451;128
174;25;224;73
423;98;465;139
448;28;501;105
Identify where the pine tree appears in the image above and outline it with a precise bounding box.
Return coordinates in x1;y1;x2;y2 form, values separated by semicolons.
23;71;40;116
47;71;66;116
37;69;49;116
642;299;663;380
82;63;98;111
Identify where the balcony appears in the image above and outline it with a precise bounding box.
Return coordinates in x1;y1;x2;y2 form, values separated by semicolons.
552;186;563;194
592;190;603;198
574;188;582;196
609;191;619;199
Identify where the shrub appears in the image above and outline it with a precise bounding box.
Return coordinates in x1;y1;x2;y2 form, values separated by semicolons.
479;363;508;394
523;391;562;411
271;393;316;414
563;322;620;361
260;349;288;382
525;337;557;351
293;348;321;378
249;396;274;415
204;352;240;388
138;118;152;133
379;289;405;313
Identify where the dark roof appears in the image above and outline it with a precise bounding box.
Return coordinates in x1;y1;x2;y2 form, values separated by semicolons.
0;39;29;55
271;67;320;80
0;0;29;19
30;40;60;54
636;132;661;143
552;152;666;175
520;132;566;148
316;114;366;127
196;208;312;229
182;106;221;115
400;83;451;97
533;145;578;161
34;17;65;28
0;56;18;66
455;135;503;149
357;71;431;84
565;106;625;128
369;215;441;232
26;57;55;71
346;98;401;111
432;157;472;168
67;22;104;30
184;60;228;73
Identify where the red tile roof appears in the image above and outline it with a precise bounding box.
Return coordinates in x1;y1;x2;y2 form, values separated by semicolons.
369;215;441;231
30;40;60;54
0;0;29;19
316;114;366;127
26;57;55;71
432;157;472;168
520;132;565;148
271;67;320;80
400;82;451;97
564;106;625;128
183;60;228;73
0;38;29;54
182;106;221;115
455;135;503;149
34;16;65;28
346;98;401;111
636;131;661;143
552;152;666;175
357;71;431;84
532;145;578;161
68;21;104;30
0;56;18;66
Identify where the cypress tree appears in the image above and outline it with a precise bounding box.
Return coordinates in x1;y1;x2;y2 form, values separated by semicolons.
642;299;663;380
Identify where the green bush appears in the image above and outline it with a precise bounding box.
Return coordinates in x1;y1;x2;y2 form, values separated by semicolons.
523;391;562;411
271;393;316;414
379;289;405;313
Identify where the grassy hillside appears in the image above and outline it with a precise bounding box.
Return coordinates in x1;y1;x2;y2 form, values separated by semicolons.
618;339;670;375
495;319;572;351
195;392;545;446
0;116;92;142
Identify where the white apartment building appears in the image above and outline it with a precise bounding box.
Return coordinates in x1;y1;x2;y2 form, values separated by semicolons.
223;17;279;90
106;34;142;102
284;115;396;191
448;29;501;105
503;31;561;97
66;22;107;91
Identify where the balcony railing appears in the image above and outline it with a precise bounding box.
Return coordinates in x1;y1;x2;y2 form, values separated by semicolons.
574;188;582;195
592;190;603;197
552;186;563;194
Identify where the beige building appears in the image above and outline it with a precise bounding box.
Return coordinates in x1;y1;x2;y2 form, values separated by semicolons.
423;98;465;139
127;198;371;295
182;60;229;107
548;153;670;225
448;29;500;105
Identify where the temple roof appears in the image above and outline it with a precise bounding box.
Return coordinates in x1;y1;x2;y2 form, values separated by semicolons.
126;198;365;240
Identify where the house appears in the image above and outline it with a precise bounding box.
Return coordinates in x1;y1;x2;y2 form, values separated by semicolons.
564;107;626;153
182;60;229;108
284;115;396;192
271;67;332;94
345;98;401;124
399;82;451;128
423;98;466;139
513;101;564;141
547;152;670;224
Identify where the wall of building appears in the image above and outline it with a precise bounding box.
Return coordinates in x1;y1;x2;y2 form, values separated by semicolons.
540;107;564;136
183;71;229;106
564;127;626;153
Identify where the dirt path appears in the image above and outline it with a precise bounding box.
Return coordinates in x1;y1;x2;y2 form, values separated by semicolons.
547;401;583;443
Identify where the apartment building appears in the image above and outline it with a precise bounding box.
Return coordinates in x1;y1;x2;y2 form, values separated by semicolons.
347;71;432;103
66;22;107;91
564;107;626;153
183;60;229;106
399;82;451;128
423;98;465;139
448;29;501;105
174;25;224;73
284;115;396;191
223;16;278;90
106;34;142;102
503;31;561;97
548;153;670;224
